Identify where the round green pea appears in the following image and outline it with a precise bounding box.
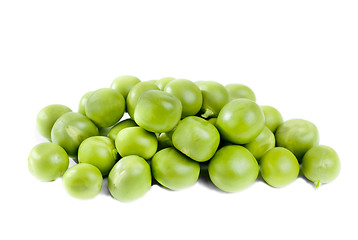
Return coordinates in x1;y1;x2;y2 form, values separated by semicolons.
126;81;160;119
115;127;158;159
78;91;93;115
108;155;151;202
85;88;125;128
196;81;229;118
261;105;283;133
260;147;299;188
134;90;182;133
110;75;141;99
302;145;340;188
164;79;203;118
63;163;103;199
78;136;118;176
36;104;72;140
172;116;220;162
108;118;137;141
156;77;175;90
244;127;275;161
225;83;256;102
152;147;200;190
208;145;259;192
216;99;265;144
275;119;319;161
51;112;99;158
28;142;69;182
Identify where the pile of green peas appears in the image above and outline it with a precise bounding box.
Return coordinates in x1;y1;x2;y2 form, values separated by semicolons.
29;75;341;201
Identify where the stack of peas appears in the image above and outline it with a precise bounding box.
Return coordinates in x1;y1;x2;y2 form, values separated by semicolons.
29;75;341;202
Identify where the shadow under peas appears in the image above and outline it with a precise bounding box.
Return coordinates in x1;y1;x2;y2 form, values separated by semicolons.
298;168;316;189
100;178;111;197
255;170;265;184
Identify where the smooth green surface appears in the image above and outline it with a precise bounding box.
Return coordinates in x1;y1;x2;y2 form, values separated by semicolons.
260;147;299;188
244;127;275;161
28;142;69;182
208;145;259;192
85;88;125;128
152;147;200;190
275;119;319;161
302;145;340;187
78;91;93;115
110;75;141;99
216;99;265;144
51;112;99;158
78;136;118;176
62;163;103;199
115;127;158;159
156;77;175;90
261;105;283;133
164;79;202;118
225;83;256;101
108;118;137;141
196;81;229;118
172;116;220;162
126;81;160;118
108;155;151;202
134;90;182;133
36;104;72;140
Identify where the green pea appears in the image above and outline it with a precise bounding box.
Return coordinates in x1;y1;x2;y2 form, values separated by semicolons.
164;79;202;118
78;91;93;115
152;147;200;190
63;163;103;199
36;104;72;140
275;119;319;161
157;133;174;150
196;81;229;118
78;136;118;176
115;127;158;159
156;77;175;90
108;155;151;202
208;145;259;192
216;99;265;144
261;105;283;133
126;81;160;119
28;142;69;182
302;145;340;188
85;88;125;128
225;83;256;102
172;116;220;162
110;75;141;99
134;90;182;133
260;147;299;188
107;118;137;141
51;112;99;158
244;127;275;161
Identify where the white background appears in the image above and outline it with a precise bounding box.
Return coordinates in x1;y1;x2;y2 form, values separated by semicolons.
1;0;357;239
